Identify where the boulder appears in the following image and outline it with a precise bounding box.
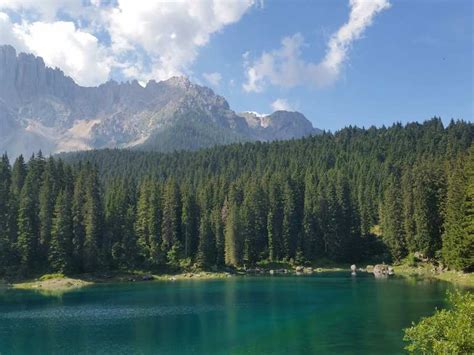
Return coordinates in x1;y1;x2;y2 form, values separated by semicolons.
350;264;357;272
366;265;374;273
295;266;304;272
303;267;313;274
373;264;394;277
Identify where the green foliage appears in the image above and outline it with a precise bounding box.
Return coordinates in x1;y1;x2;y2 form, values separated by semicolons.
442;146;474;271
404;291;474;354
49;190;73;273
39;273;65;281
0;119;472;275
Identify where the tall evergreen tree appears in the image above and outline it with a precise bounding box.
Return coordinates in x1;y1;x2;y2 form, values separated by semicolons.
161;179;181;254
381;175;407;261
82;166;103;272
197;212;215;268
442;150;474;271
17;173;39;272
0;154;12;272
49;190;73;273
224;203;242;267
38;159;56;267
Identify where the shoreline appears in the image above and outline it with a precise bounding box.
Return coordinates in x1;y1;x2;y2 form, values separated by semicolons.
6;264;473;294
394;264;474;288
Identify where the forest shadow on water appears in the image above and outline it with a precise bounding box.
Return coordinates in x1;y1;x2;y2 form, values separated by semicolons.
0;272;458;355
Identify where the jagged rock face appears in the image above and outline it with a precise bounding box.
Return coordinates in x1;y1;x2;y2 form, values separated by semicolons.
0;45;320;157
239;111;321;140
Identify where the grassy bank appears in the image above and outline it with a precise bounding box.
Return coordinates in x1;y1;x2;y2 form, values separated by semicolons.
9;270;233;294
13;274;93;294
394;263;474;287
8;261;472;295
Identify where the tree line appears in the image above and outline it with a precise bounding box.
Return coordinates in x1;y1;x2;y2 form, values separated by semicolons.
0;118;472;276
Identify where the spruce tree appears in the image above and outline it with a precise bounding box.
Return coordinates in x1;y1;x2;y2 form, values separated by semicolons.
224;203;241;267
267;177;283;261
161;179;181;254
197;212;215;268
82;166;103;272
0;154;12;272
442;150;474;271
381;175;407;261
38;160;56;268
17;173;38;272
49;190;73;273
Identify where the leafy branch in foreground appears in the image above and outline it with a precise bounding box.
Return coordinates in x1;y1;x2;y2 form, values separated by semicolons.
404;290;473;354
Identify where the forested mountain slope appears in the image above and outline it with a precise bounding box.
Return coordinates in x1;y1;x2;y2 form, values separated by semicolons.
0;118;472;276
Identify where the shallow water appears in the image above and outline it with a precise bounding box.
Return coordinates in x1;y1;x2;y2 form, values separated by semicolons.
0;272;454;354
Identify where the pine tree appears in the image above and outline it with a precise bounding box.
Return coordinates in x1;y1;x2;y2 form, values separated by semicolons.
267;177;283;261
412;163;445;258
106;179;137;268
381;175;407;261
135;179;162;267
442;150;474;271
303;172;321;260
82;166;103;272
49;190;73;273
0;154;12;272
197;212;215;268
71;167;86;272
17;173;38;272
181;186;198;259
224;203;242;267
282;179;298;260
401;169;417;253
161;179;181;254
212;204;225;266
38;160;56;268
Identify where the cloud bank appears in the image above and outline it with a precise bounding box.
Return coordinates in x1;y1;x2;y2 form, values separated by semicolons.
243;0;391;92
0;0;256;86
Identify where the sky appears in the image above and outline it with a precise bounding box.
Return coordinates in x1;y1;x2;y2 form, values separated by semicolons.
0;0;472;131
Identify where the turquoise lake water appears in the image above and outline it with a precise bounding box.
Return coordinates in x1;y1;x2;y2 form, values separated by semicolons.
0;272;454;354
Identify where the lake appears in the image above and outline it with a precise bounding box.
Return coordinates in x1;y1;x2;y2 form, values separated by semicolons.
0;272;454;354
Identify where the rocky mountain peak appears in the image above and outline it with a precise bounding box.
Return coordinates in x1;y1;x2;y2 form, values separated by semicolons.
0;45;320;157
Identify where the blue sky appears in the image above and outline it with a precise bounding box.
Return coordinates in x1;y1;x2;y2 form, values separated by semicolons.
0;0;472;131
195;0;473;130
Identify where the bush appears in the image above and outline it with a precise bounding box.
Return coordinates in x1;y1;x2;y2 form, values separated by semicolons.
404;253;418;267
404;290;474;354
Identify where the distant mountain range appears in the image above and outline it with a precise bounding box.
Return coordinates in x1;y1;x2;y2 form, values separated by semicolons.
0;45;321;157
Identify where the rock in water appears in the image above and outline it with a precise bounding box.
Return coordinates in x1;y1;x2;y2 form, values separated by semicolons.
373;264;394;277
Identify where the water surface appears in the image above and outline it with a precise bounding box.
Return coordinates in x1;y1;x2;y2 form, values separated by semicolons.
0;273;453;354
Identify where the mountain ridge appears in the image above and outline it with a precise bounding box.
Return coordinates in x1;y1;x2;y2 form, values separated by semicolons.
0;45;321;157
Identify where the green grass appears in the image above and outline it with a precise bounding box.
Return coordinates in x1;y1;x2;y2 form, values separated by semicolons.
39;273;65;281
394;259;474;287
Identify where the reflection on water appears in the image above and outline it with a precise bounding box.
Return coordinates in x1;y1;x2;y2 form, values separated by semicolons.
0;273;454;354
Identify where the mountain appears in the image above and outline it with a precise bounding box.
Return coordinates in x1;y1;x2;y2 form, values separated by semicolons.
0;45;320;157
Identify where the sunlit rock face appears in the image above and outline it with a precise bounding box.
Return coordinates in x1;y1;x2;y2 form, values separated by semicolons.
0;45;320;158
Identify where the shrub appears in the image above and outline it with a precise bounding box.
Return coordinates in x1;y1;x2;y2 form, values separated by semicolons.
404;290;474;354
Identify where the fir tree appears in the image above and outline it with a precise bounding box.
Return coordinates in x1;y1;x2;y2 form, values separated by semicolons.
49;190;73;273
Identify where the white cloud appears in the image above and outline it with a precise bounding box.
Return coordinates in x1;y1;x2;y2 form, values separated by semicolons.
0;0;256;86
203;72;222;87
105;0;255;81
271;98;293;111
243;0;391;92
12;20;110;86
